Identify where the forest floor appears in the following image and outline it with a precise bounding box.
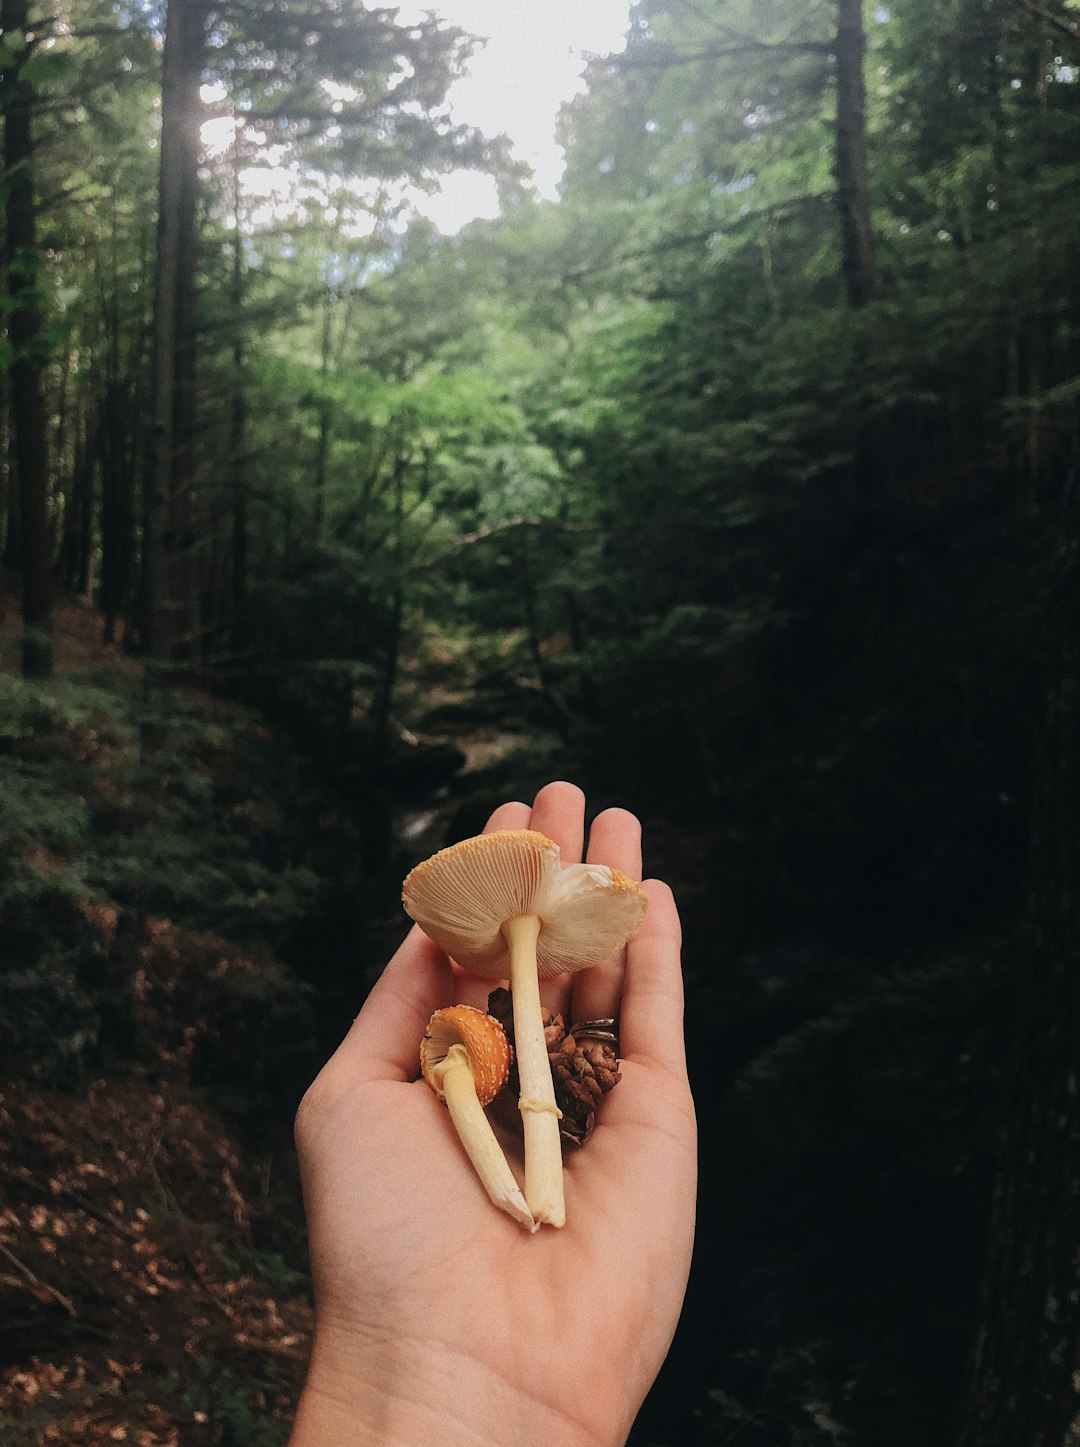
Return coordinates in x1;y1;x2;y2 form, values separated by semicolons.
0;581;319;1446
1;580;133;675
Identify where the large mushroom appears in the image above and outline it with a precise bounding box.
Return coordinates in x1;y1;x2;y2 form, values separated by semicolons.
403;829;648;1228
421;1005;534;1231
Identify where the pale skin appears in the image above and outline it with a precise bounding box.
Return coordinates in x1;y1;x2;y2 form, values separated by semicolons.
290;781;697;1447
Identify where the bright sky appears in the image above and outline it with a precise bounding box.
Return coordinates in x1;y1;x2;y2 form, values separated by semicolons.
201;2;631;235
395;0;632;231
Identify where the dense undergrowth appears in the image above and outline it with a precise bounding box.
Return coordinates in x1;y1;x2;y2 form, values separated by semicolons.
0;597;341;1445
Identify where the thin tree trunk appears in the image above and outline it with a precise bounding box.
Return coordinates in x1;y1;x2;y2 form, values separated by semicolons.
58;408;99;598
51;338;74;505
835;0;875;308
368;451;407;763
171;104;201;663
312;278;336;543
958;445;1080;1446
2;365;20;570
519;527;570;731
313;399;332;541
230;385;248;629
228;143;248;630
100;381;136;646
77;411;98;599
2;0;53;677
564;588;596;711
143;0;204;661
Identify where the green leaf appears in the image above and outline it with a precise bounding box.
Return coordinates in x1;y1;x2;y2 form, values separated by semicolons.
21;50;72;89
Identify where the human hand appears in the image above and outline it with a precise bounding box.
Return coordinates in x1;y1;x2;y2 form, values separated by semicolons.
290;781;696;1447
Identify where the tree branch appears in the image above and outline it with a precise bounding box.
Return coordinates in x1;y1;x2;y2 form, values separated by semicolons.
421;515;598;566
612;38;834;70
0;1240;77;1317
559;192;833;284
1015;0;1080;43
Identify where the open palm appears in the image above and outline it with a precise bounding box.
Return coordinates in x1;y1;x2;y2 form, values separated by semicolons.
292;783;696;1447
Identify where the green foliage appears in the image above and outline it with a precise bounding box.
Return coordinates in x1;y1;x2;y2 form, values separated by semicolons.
0;664;335;1099
178;1354;291;1447
20;48;72;89
0;671;320;941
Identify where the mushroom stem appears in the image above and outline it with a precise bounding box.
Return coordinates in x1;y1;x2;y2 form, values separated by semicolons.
504;913;566;1228
433;1044;536;1231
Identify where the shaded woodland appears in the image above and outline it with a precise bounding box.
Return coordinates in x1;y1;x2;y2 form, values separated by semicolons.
2;0;1080;1440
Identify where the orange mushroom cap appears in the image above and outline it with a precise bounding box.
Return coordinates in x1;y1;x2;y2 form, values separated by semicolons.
421;1005;513;1106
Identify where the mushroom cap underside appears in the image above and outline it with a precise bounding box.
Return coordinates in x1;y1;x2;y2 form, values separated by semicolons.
421;1004;513;1105
403;828;648;977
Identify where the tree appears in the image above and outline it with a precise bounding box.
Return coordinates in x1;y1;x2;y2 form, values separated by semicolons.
0;0;158;646
142;0;204;663
139;0;507;666
834;0;874;307
1;0;53;677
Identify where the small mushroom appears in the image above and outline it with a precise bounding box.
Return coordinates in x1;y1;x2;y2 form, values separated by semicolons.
421;1005;535;1231
404;830;648;1228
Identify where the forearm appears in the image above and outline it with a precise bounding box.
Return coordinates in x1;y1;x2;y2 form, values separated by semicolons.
289;1326;625;1447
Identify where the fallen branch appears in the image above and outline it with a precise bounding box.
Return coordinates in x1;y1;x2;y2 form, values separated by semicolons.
0;1240;77;1318
420;515;598;567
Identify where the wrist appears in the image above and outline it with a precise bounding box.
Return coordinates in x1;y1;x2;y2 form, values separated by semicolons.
289;1321;619;1447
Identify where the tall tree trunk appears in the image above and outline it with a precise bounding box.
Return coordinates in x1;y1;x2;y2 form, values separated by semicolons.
958;446;1080;1446
2;364;20;570
229;144;248;631
834;0;875;309
170;107;201;663
313;397;332;542
77;413;98;600
143;0;204;662
100;381;135;646
312;275;336;543
57;407;99;598
2;0;53;677
519;526;570;732
565;588;597;712
368;450;406;764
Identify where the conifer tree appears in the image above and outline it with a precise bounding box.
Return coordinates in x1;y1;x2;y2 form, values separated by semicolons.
1;0;52;676
143;0;204;663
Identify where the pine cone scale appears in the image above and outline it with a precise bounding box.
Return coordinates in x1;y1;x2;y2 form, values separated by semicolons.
486;987;620;1146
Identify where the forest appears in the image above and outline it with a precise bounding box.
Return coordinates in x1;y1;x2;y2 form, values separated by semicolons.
2;0;1080;1440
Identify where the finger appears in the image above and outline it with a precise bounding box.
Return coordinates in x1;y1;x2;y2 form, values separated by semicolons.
450;959;498;1012
586;806;643;881
619;880;686;1076
483;800;531;833
529;781;586;1015
324;925;454;1084
572;807;643;1024
528;779;585;861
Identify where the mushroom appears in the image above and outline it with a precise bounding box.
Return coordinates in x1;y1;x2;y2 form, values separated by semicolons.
403;830;648;1228
421;1004;535;1231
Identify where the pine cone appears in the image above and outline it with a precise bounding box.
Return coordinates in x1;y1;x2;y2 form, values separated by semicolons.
486;988;621;1146
551;1034;621;1145
487;986;565;1051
